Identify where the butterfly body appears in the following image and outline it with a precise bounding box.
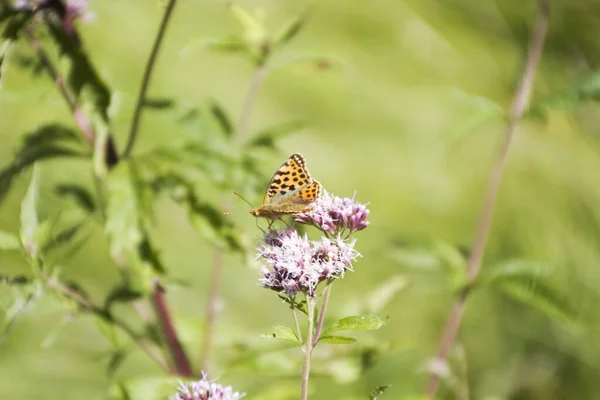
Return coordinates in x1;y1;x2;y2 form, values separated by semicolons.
250;153;322;220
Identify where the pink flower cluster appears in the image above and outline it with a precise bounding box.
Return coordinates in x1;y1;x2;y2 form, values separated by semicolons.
258;227;360;297
295;190;370;236
170;373;245;400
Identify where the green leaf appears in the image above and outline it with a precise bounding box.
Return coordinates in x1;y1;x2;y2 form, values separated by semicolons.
209;101;233;137
20;166;40;251
104;285;144;310
0;124;88;203
479;261;577;325
321;315;385;337
229;4;266;46
273;10;311;47
0;39;11;88
105;162;164;293
0;229;20;251
368;385;392;399
1;11;33;39
0;279;42;342
246;120;304;149
318;335;356;344
46;23;111;119
107;350;128;378
55;184;96;213
201;36;250;55
142;97;174;109
261;325;301;343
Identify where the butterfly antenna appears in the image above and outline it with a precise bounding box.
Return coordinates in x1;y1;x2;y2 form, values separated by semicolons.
233;192;256;208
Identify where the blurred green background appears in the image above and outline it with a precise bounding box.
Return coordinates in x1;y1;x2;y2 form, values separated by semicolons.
2;0;600;399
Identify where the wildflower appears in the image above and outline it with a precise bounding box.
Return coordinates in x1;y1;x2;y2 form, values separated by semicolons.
295;190;370;236
170;373;245;400
257;228;360;297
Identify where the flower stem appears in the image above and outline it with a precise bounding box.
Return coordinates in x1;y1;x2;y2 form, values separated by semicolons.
312;282;332;347
301;295;316;400
425;0;550;397
122;0;178;158
291;298;303;342
150;281;193;377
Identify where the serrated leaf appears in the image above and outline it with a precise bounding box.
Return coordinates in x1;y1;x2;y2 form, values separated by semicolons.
261;325;300;343
0;124;88;204
46;23;111;117
55;183;96;213
321;315;385;337
0;230;20;251
368;384;392;399
318;335;356;344
0;279;42;343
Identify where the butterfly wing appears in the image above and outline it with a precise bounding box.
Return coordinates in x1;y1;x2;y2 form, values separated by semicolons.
263;153;314;205
260;180;323;216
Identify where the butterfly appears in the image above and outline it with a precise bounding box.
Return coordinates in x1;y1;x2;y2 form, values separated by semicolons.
250;153;322;220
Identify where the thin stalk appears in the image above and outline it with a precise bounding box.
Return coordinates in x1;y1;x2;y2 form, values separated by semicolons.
44;274;170;372
312;281;332;347
122;0;177;158
291;298;303;342
301;296;316;400
425;0;550;397
150;282;193;377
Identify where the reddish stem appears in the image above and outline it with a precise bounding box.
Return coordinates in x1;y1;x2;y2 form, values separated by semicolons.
151;282;193;377
425;0;550;396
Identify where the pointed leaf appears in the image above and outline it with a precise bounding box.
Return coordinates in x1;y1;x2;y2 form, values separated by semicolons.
369;385;392;399
201;36;250;55
0;124;88;203
55;184;96;213
318;335;356;344
321;315;385;337
261;325;300;343
209;101;233;137
273;10;311;47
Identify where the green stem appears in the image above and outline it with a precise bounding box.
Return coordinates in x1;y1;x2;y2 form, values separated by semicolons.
312;282;332;347
301;295;316;400
291;297;303;342
122;0;178;158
